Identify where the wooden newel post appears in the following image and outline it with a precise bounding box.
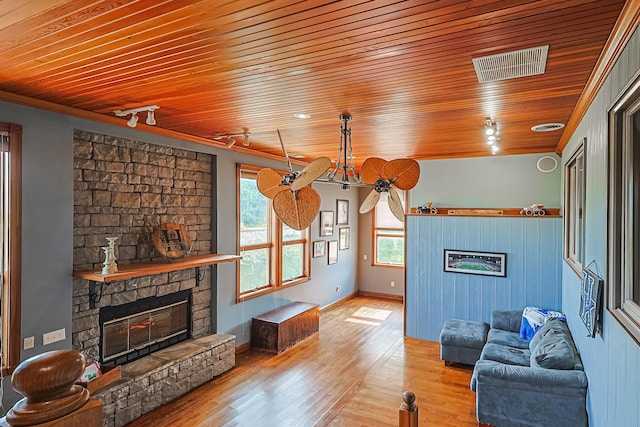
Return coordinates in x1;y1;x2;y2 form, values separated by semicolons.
399;391;418;427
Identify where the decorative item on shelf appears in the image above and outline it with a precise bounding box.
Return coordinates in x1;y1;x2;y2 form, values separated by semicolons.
152;223;193;259
6;350;90;426
417;202;438;214
520;204;546;216
101;236;118;274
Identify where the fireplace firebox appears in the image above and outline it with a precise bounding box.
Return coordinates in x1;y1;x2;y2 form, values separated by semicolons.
99;290;191;365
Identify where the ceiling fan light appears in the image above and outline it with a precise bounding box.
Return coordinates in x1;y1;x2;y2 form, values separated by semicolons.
127;112;139;128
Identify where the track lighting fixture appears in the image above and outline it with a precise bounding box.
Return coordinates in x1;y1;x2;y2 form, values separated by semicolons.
114;105;159;128
213;132;251;148
484;119;497;136
127;113;139;128
483;118;500;154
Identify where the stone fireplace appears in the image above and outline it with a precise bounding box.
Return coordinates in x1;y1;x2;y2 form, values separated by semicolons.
72;129;215;361
72;130;235;427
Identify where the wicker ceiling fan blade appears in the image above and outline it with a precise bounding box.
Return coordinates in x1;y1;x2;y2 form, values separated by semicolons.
383;159;420;190
291;157;332;191
273;186;321;230
388;186;406;222
359;188;381;214
257;168;288;199
360;157;388;184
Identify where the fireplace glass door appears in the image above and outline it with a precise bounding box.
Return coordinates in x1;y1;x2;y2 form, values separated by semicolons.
103;300;188;362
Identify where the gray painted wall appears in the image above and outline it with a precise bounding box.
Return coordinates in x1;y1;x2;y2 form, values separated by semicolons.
559;24;640;427
0;101;359;409
411;153;562;209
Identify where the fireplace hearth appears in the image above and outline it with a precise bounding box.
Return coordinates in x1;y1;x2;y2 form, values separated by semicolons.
99;290;191;365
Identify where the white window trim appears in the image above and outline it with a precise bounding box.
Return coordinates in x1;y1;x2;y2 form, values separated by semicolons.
608;69;640;344
563;139;585;276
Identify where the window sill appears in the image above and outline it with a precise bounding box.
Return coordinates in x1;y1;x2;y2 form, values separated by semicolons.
372;262;404;269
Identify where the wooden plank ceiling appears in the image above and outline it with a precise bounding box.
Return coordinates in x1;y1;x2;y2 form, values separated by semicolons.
0;0;628;165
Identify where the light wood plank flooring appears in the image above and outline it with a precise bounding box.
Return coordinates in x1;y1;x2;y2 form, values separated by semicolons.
126;296;477;426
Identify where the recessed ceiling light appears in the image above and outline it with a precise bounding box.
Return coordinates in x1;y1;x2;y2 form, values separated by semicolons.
293;113;311;119
531;123;565;132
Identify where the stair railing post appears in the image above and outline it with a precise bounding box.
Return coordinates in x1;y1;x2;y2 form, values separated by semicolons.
399;391;418;427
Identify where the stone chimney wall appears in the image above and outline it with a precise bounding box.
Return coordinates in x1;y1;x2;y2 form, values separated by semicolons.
72;130;215;362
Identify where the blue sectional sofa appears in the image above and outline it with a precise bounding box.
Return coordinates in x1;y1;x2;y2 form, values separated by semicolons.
470;310;588;427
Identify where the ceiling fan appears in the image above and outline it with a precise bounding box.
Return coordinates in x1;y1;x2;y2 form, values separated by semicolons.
256;130;331;230
358;157;420;222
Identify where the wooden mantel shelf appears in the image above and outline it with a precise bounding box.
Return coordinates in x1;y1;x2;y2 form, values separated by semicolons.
73;253;241;284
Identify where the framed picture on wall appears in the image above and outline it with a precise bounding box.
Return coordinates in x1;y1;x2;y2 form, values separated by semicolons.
339;227;350;250
320;211;334;236
312;241;326;258
328;240;338;265
336;199;349;225
444;249;507;277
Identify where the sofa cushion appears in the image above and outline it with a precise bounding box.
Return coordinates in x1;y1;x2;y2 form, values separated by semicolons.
487;328;530;349
529;318;570;351
480;343;531;366
530;327;582;370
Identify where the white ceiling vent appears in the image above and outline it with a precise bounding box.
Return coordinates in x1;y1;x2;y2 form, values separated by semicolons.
531;122;565;132
473;45;549;83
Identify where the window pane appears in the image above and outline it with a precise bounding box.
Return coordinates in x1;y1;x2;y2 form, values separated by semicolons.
240;248;270;293
240;177;269;246
283;224;303;242
633;109;640;304
282;243;304;281
376;236;404;265
375;192;405;229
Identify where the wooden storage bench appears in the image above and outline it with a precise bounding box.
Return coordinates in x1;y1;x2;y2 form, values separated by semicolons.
251;301;319;353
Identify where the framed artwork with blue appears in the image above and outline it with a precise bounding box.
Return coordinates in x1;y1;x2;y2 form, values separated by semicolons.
579;268;603;337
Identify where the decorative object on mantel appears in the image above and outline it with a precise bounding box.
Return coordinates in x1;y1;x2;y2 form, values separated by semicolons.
359;157;420;222
101;236;118;274
152;223;192;259
256;129;331;230
6;350;90;426
520;204;546;216
416;202;438;214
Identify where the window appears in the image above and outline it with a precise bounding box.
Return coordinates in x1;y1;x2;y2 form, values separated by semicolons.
608;72;640;343
237;165;310;301
1;123;22;375
373;191;406;267
563;139;585;275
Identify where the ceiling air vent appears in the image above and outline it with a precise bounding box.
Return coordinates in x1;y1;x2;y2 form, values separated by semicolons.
473;45;549;83
531;123;565;132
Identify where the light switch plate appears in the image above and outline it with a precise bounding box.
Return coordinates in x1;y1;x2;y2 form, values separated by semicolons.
43;328;66;345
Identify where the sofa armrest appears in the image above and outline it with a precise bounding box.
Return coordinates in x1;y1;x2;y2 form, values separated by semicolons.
472;360;587;395
490;310;522;332
472;360;588;427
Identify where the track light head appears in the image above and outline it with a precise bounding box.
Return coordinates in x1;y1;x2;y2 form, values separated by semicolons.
213;131;251;148
484;119;497;136
146;110;156;126
127;112;139;128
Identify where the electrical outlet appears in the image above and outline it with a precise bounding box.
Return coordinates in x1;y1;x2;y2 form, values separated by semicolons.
363;254;368;260
24;336;34;350
391;281;395;287
43;328;66;345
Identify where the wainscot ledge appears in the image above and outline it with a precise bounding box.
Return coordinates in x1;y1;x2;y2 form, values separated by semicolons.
93;333;235;427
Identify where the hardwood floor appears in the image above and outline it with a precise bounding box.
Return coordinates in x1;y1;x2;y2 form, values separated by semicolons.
126;297;477;426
